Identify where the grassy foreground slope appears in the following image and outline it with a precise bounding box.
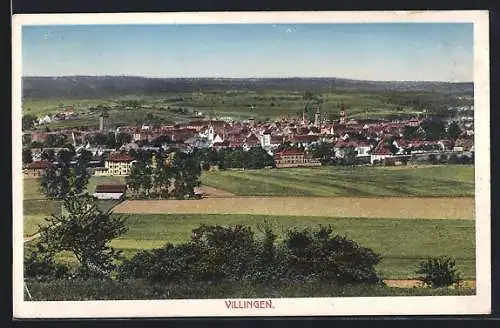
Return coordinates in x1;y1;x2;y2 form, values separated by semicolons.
26;279;475;301
105;214;475;280
201;165;475;197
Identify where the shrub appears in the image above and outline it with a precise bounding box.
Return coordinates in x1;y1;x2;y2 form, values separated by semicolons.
282;225;382;284
118;243;200;282
416;256;462;288
383;158;396;166
24;244;69;281
428;154;439;165
118;224;383;286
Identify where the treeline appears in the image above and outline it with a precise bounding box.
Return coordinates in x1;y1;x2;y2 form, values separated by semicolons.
191;147;275;170
84;132;132;149
118;223;381;285
125;151;201;199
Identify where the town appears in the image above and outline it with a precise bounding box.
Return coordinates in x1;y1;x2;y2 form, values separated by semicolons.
23;102;474;196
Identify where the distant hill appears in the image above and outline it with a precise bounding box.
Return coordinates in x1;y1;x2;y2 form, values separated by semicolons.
22;76;474;100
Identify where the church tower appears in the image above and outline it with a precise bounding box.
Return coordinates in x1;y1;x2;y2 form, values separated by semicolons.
314;108;321;127
99;110;109;132
339;104;346;124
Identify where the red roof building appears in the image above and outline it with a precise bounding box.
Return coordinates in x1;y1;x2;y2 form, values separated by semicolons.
24;160;53;170
23;160;54;178
274;149;321;168
107;153;135;162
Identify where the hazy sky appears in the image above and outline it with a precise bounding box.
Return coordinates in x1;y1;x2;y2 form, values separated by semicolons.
22;23;473;82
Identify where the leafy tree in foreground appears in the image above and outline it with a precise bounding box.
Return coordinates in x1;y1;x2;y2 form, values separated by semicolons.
416;256;462;288
36;193;129;278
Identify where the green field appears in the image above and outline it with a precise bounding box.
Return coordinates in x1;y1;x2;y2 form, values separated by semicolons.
23;176;125;236
22;167;476;279
201;165;475;197
102;213;475;280
23;89;448;129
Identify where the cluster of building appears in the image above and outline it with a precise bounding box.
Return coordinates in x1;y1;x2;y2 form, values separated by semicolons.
23;107;475;177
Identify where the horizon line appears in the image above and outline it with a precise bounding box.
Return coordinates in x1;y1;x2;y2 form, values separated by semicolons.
21;74;473;84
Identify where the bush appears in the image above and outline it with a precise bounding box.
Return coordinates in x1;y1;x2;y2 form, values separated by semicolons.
428;154;439;165
416;256;462;288
117;224;383;286
439;154;448;164
24;244;69;281
282;225;382;284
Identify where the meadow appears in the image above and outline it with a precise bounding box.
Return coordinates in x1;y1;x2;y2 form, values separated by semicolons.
105;213;475;280
22;176;125;236
29;213;475;280
201;165;475;197
22;165;476;281
23;88;441;130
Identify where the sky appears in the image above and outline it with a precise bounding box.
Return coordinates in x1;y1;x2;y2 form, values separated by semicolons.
21;23;473;82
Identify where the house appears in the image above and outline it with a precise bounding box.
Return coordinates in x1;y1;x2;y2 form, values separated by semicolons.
93;184;127;200
274;149;321;168
453;138;474;152
104;153;135;176
23;160;54;178
370;139;395;165
242;133;261;151
333;140;373;158
290;135;320;149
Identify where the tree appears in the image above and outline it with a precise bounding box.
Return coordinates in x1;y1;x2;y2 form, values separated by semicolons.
311;143;335;164
403;125;419;140
36;193;128;277
447;121;462;141
116;132;133;148
39;149;89;199
125;163;144;198
421;120;446;141
22;134;32;147
41;149;56;161
171;151;202;199
416;256;462;288
22;148;33;165
106;132;117;149
342;146;358;166
22;114;37;130
45;133;68;148
152;162;173;198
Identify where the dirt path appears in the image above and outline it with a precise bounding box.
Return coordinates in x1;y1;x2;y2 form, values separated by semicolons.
384;279;476;288
112;196;474;220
